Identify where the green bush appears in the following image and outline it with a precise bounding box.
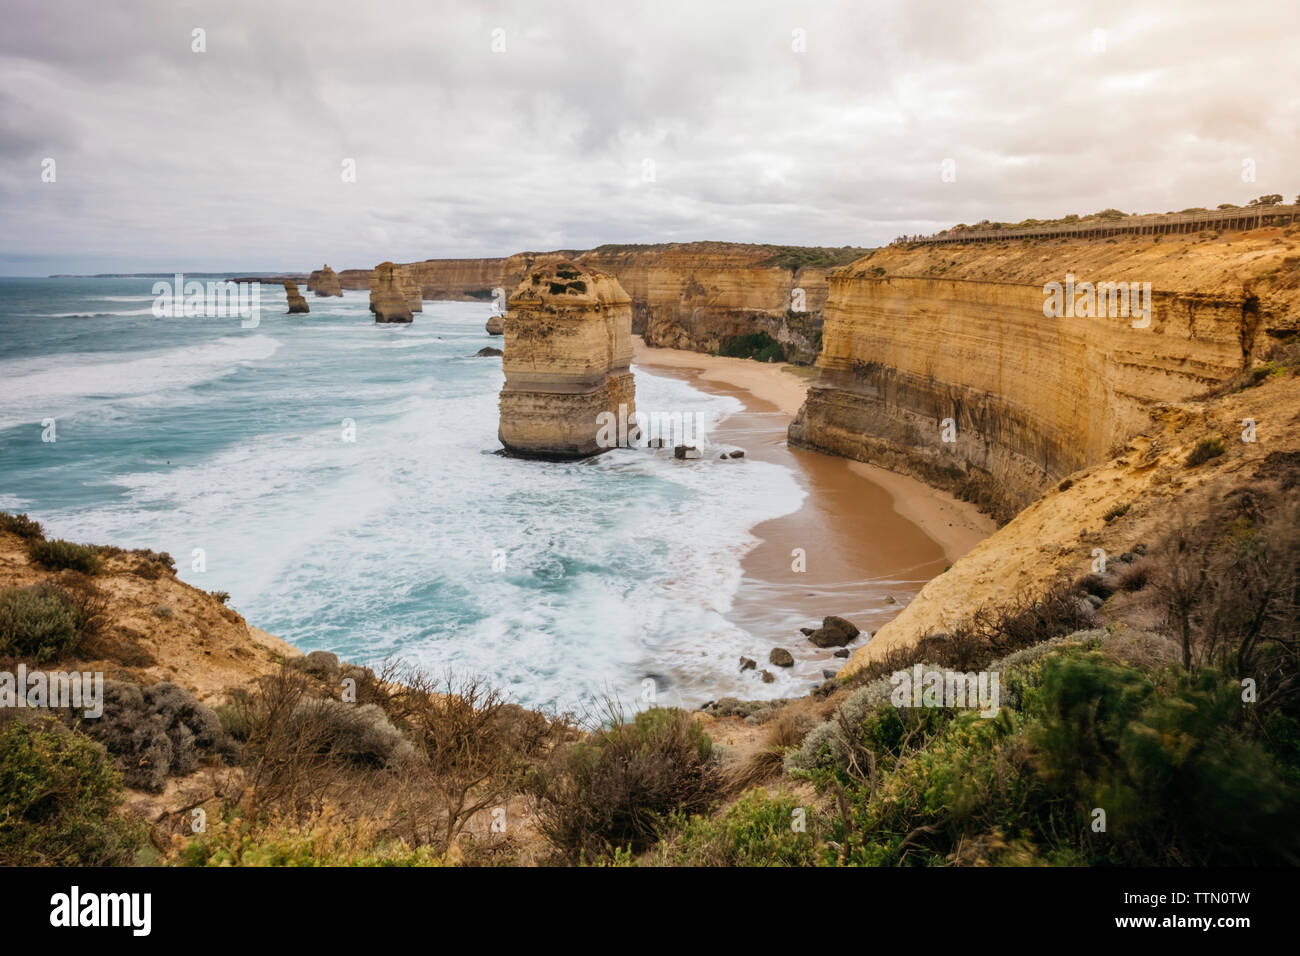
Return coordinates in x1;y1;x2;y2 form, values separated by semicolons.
532;704;721;860
84;680;234;792
0;512;44;539
817;648;1298;866
26;538;102;574
656;789;821;865
180;813;444;867
1185;437;1225;467
0;583;100;661
720;332;785;363
0;716;146;865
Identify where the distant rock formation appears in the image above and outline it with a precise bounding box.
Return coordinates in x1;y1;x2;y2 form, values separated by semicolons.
485;314;504;335
283;280;309;314
309;264;343;297
475;346;503;357
370;262;413;323
498;263;635;459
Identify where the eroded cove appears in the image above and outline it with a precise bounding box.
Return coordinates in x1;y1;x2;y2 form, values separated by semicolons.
633;358;962;687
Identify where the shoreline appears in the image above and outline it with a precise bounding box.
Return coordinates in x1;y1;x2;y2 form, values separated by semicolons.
632;338;996;684
632;339;994;566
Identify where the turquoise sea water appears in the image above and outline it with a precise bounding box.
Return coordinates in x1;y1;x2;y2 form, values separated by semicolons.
0;278;807;710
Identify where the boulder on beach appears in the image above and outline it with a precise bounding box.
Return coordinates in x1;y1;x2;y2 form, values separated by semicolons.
674;445;701;460
283;280;309;314
806;615;861;648
769;647;794;667
739;656;756;671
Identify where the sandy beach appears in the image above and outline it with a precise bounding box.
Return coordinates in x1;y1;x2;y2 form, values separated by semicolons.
633;339;994;565
633;338;994;673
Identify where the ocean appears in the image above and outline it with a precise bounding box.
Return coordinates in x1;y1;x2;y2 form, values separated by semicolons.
0;277;809;711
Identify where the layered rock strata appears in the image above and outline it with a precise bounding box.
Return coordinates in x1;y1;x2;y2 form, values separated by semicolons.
498;264;635;459
329;243;869;364
790;230;1300;521
370;262;414;323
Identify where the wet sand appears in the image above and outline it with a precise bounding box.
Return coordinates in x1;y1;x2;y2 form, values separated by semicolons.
633;339;995;675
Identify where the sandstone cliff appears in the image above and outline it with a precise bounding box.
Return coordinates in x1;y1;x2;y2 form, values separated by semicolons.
335;243;869;364
370;262;413;324
283;279;309;314
308;264;343;297
401;268;423;313
498;263;635;459
791;228;1300;522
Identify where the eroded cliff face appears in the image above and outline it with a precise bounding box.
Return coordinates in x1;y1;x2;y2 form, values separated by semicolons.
330;244;867;363
791;229;1300;521
498;264;635;459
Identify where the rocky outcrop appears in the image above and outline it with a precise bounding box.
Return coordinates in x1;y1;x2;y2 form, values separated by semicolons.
283;280;309;314
308;264;343;297
328;243;868;363
498;263;635;459
485;314;504;335
370;262;413;324
790;230;1300;522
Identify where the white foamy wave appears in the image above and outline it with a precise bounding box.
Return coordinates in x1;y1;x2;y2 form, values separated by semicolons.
0;335;281;429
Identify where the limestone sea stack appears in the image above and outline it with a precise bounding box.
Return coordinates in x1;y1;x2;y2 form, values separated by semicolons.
283;280;309;314
498;263;635;459
371;262;414;323
309;264;343;297
485;313;504;335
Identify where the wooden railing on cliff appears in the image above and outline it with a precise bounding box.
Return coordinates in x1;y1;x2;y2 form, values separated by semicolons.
901;204;1300;245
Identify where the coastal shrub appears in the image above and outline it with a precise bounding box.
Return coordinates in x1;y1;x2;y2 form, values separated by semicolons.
82;680;231;792
532;703;721;860
720;332;784;363
180;811;444;867
1185;436;1225;467
843;579;1093;692
0;512;44;539
285;699;414;768
728;706;814;791
809;645;1299;867
654;789;822;866
1103;501;1131;522
385;669;559;853
26;538;102;574
1032;654;1297;865
0;582;103;662
0;715;146;865
1153;496;1300;693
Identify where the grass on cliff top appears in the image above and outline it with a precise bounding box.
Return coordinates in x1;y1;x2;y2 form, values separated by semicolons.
580;241;871;269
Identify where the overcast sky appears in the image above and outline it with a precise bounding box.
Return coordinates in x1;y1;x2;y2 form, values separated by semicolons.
2;0;1297;274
